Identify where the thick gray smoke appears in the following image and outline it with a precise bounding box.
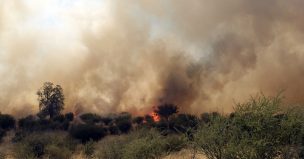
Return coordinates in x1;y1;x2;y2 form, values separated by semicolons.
1;0;304;116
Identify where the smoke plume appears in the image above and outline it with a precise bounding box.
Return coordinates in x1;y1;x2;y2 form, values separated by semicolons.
1;0;304;116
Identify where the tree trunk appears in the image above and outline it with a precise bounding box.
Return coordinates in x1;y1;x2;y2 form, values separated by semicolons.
49;105;54;119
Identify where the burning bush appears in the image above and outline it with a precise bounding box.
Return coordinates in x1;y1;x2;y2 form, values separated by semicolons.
154;103;178;121
144;114;155;126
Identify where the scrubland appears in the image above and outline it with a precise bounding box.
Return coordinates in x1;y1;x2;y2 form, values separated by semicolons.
0;94;302;159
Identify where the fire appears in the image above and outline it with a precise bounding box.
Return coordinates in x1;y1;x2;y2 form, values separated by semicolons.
150;112;160;122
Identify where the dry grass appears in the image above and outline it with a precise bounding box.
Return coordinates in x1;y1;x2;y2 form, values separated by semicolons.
163;149;207;159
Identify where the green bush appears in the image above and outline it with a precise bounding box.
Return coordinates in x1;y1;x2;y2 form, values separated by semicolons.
13;131;77;159
122;129;167;159
69;124;106;143
163;134;187;152
194;115;231;159
95;128;179;159
194;94;304;159
0;114;15;130
95;136;128;159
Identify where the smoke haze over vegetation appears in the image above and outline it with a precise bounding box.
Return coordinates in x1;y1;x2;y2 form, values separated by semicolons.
1;0;304;116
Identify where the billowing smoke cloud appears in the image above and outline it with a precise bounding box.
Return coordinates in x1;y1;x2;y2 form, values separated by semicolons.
1;0;304;116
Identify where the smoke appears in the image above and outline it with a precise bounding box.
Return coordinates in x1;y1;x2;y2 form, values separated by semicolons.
1;0;304;116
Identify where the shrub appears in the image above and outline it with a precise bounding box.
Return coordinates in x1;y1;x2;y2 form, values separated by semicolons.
69;124;106;143
12;130;26;143
170;114;199;134
117;112;132;121
95;136;128;159
155;119;168;133
64;112;74;121
53;114;65;122
45;144;72;159
80;113;102;124
194;94;304;159
108;125;119;135
83;140;95;158
100;116;112;126
19;115;71;131
0;129;6;142
13;131;77;159
122;129;167;159
132;116;144;125
95;128;170;159
0;114;15;130
18;115;37;131
31;140;45;157
200;112;210;124
116;120;132;134
144;114;155;126
194;115;231;159
164;135;187;152
115;113;132;134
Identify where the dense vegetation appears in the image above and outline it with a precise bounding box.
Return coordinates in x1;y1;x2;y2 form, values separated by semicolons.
0;82;302;159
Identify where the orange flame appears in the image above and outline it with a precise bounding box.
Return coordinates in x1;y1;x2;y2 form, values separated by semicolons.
150;112;160;122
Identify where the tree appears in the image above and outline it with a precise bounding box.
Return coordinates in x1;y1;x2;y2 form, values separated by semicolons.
37;82;64;119
154;103;178;121
154;103;178;131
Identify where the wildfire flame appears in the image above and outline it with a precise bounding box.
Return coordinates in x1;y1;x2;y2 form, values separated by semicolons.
150;112;160;122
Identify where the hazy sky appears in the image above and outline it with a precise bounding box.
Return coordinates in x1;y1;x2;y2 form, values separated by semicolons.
1;0;304;116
